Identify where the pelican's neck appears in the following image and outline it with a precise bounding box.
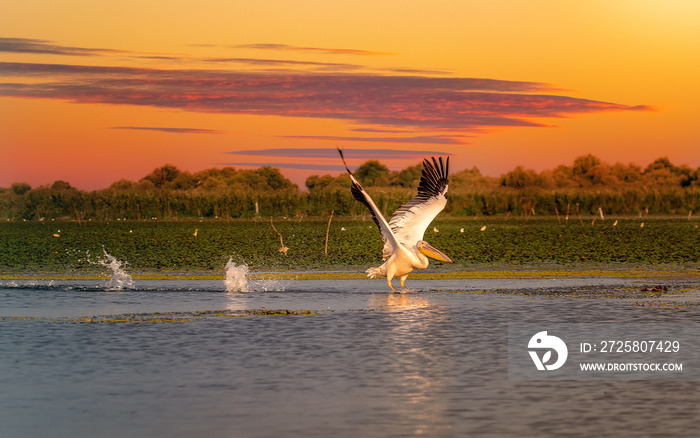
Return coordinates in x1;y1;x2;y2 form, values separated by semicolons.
414;248;430;269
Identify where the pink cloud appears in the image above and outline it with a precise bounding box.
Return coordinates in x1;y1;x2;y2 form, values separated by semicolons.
0;61;651;133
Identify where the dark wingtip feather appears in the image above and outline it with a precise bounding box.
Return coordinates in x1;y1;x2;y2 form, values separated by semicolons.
388;155;450;229
337;147;353;175
415;156;449;199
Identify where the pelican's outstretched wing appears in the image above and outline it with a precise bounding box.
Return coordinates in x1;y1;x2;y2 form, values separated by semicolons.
389;157;449;248
338;148;401;257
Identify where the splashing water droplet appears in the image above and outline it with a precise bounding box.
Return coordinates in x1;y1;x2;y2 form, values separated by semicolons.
98;248;134;290
224;257;250;293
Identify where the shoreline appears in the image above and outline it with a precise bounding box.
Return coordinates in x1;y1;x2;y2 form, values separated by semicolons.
3;265;699;281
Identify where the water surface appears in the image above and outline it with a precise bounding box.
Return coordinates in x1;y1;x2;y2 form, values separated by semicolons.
1;276;699;437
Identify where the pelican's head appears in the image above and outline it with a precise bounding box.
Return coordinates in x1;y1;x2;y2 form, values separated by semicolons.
417;241;453;263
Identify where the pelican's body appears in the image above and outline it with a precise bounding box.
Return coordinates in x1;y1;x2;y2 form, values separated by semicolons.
338;148;452;292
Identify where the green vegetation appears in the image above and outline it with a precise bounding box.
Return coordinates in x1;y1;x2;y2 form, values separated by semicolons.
1;155;698;273
0;218;697;273
1;155;699;220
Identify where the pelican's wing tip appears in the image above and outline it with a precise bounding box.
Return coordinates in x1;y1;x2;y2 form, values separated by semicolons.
337;147;353;175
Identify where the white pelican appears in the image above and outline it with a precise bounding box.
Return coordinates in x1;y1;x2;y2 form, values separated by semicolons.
338;148;452;292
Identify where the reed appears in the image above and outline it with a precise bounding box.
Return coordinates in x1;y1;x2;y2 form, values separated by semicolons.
325;211;334;257
270;217;289;255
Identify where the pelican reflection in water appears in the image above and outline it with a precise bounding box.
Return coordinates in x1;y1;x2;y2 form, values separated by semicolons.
338;148;452;292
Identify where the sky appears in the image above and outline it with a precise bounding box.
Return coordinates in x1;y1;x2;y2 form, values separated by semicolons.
1;0;698;190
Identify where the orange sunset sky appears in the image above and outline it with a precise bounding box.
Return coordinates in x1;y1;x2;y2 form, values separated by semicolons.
1;0;698;190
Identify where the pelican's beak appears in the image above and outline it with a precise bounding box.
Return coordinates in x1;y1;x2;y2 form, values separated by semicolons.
419;242;453;263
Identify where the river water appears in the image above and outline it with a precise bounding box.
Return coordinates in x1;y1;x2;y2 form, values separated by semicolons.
1;274;699;437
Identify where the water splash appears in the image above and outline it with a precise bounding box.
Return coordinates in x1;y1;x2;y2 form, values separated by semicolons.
98;248;134;290
223;258;287;292
224;258;250;293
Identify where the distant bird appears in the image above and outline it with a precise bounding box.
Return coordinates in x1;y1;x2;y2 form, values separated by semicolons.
338;148;452;292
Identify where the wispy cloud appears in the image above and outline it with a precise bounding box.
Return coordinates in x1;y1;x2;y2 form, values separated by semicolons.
0;37;125;57
200;57;362;71
0;37;430;74
351;127;417;134
110;126;223;134
228;43;393;56
0;59;650;135
219;162;358;171
227;148;454;159
280;135;470;145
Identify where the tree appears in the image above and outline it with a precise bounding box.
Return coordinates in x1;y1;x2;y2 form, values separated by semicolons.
645;157;676;173
305;174;351;191
167;171;197;190
354;160;390;186
141;164;181;188
572;154;602;178
306;175;334;191
200;176;226;191
10;182;31;196
501;166;540;188
138;179;156;191
450;167;499;191
256;167;297;191
390;164;422;188
109;179;138;191
193;167;238;186
572;154;610;185
51;180;74;191
551;164;576;188
643;157;685;187
687;167;700;187
610;163;642;185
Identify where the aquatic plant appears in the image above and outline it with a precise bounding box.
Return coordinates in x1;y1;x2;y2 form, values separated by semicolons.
0;217;698;274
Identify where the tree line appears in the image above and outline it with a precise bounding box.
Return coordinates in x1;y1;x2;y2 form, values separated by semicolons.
1;155;698;220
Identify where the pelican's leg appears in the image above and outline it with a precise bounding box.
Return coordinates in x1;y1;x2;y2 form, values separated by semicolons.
400;275;409;292
387;272;398;293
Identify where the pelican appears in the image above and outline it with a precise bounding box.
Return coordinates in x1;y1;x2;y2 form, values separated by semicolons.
338;148;452;292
